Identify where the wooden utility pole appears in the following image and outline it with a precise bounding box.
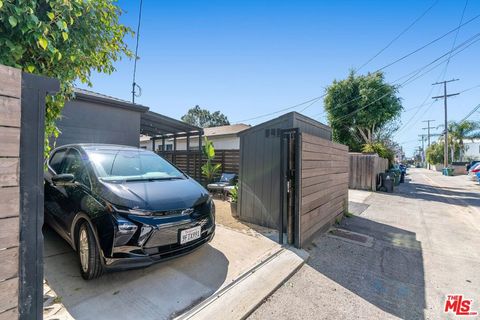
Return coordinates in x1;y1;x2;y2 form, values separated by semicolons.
418;134;427;165
422;119;435;147
432;79;459;168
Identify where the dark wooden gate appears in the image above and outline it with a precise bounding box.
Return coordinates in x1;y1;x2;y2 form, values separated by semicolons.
0;64;59;319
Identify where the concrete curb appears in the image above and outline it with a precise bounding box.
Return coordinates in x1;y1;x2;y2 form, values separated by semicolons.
176;247;308;320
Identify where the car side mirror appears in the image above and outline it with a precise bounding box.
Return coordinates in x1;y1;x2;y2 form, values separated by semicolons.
52;173;75;186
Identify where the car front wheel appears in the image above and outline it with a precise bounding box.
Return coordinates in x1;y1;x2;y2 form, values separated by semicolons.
77;221;103;280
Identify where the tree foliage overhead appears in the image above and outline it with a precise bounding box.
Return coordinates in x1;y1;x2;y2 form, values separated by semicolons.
181;105;230;128
324;71;403;152
0;0;132;156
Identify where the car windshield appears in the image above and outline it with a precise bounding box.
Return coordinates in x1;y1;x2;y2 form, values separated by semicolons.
86;149;185;182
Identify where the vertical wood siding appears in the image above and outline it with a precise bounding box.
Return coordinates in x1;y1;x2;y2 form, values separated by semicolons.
348;153;389;191
0;64;21;318
299;133;349;246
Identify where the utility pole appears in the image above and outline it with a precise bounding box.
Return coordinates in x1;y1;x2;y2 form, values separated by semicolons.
432;79;459;168
418;134;427;165
422;120;435;147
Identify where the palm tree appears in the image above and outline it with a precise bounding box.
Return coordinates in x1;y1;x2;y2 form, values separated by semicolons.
447;120;480;161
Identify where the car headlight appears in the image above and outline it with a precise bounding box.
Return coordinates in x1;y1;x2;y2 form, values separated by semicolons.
127;208;152;216
112;205;153;216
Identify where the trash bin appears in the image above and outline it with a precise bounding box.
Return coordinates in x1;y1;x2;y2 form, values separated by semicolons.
378;172;394;193
442;167;454;176
388;169;401;186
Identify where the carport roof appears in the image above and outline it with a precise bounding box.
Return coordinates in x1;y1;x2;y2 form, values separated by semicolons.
140;111;203;138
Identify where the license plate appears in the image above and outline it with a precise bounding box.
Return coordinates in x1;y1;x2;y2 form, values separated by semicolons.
180;226;201;245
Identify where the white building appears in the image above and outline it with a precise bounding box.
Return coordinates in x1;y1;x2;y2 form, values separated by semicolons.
464;139;480;160
140;124;251;151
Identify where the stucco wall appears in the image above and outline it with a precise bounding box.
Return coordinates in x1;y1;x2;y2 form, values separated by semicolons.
464;141;480;160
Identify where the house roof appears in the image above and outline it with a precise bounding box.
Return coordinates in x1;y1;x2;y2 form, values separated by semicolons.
170;123;250;140
73;88;149;113
74;88;200;138
238;111;330;136
203;124;251;137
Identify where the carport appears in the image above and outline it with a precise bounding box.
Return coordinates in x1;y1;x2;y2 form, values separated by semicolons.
140;111;207;180
140;111;203;152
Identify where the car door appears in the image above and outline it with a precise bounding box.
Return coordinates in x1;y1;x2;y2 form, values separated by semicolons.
45;148;93;237
44;148;70;236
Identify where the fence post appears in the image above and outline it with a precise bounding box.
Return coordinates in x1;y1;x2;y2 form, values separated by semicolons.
19;72;59;319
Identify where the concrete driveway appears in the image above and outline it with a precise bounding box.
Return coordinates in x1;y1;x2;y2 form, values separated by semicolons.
44;223;280;320
250;169;480;319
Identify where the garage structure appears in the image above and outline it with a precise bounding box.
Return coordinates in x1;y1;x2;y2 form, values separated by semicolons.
237;112;348;248
56;89;148;147
56;89;203;151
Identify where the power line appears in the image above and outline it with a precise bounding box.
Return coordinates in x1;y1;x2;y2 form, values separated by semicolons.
459;84;480;94
395;33;480;133
234;12;480;125
330;33;479;126
321;29;480;125
439;0;469;80
460;103;480;122
234;95;324;123
357;0;439;72
400;32;480;132
391;32;480;87
374;13;480;72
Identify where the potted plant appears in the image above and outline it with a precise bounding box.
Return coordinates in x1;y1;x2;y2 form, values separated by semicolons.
230;184;238;217
201;137;221;184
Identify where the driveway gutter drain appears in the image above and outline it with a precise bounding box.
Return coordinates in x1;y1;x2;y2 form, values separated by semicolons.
175;247;286;319
327;228;374;248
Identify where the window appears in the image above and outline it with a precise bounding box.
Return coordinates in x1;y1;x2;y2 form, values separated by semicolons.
49;149;67;173
87;149;184;181
62;149;91;187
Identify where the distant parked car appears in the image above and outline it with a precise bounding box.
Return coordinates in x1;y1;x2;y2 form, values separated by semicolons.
44;144;215;279
467;163;480;181
466;160;480;173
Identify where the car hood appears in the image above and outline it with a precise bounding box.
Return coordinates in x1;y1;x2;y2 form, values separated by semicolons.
99;178;209;211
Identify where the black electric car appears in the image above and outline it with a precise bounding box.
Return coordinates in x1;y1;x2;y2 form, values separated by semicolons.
44;144;215;280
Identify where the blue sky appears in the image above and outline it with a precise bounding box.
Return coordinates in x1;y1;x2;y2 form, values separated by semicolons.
78;0;480;157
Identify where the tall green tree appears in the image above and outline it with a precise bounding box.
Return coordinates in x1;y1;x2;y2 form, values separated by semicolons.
324;71;403;151
447;120;480;161
0;0;132;156
182;105;230;128
426;141;451;165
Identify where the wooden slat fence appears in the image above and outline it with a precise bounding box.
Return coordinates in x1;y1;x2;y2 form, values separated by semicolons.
157;149;240;183
0;65;21;319
299;133;349;246
348;153;388;191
